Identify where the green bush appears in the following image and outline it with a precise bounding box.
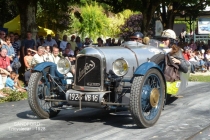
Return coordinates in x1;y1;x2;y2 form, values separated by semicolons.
0;88;27;103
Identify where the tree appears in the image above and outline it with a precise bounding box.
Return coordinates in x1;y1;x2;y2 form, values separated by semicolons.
10;0;75;39
119;13;143;39
36;0;73;32
108;9;135;37
95;0;162;35
74;3;110;41
15;0;38;39
157;0;210;29
0;0;18;27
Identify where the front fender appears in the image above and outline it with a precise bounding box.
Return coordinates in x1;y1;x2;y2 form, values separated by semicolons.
33;62;56;72
134;62;162;76
33;62;65;80
133;62;167;99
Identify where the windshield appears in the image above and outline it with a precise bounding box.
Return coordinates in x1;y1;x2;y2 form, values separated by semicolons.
149;39;171;53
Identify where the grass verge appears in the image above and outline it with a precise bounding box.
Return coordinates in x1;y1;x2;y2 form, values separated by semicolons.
0;88;27;103
189;75;210;82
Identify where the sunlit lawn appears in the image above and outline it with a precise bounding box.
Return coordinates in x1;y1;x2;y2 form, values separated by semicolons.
189;75;210;82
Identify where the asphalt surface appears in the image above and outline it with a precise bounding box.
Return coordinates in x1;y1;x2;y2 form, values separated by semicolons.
0;82;210;140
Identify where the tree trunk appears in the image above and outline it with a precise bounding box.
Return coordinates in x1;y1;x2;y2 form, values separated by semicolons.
166;10;175;29
141;1;161;35
16;0;38;40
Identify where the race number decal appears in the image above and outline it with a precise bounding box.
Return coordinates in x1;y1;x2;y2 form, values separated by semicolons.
176;82;181;88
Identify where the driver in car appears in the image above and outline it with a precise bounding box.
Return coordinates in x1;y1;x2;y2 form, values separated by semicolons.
129;32;144;43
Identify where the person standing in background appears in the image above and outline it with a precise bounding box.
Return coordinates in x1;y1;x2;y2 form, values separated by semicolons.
59;35;68;51
69;35;78;51
179;28;186;43
54;34;61;48
75;36;83;50
43;34;57;48
22;31;36;57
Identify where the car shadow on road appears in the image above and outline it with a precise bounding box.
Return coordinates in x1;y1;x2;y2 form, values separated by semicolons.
16;110;39;120
50;109;141;129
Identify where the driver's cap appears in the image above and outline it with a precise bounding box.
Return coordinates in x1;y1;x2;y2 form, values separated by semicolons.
161;29;176;40
130;32;144;39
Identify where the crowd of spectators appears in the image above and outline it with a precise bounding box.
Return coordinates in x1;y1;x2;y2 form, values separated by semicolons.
180;39;210;73
1;29;210;97
0;30;124;97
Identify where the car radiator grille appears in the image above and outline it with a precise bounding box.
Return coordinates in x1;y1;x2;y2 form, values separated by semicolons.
75;56;101;87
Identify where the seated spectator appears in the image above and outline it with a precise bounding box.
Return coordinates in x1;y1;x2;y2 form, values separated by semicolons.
189;51;206;72
5;71;25;92
49;47;60;64
2;36;15;61
205;49;210;70
63;47;76;64
23;48;34;87
117;39;122;46
182;49;190;61
0;49;12;88
36;35;44;46
64;43;74;55
0;68;10;90
31;46;45;67
59;35;68;51
194;51;207;71
84;37;90;46
76;36;83;50
110;38;116;46
24;48;33;71
43;46;52;62
97;38;103;47
2;36;21;74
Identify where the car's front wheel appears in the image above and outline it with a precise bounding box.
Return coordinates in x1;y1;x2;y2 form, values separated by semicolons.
130;68;165;128
28;69;61;119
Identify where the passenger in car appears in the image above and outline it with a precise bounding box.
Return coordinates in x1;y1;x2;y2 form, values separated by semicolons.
161;29;188;73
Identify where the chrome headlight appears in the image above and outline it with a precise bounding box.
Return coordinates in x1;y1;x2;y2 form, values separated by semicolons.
112;58;129;76
57;58;71;74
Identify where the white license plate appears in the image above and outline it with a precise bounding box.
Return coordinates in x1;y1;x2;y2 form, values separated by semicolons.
69;93;99;103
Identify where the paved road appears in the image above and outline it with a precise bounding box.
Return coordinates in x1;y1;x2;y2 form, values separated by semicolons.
0;82;210;140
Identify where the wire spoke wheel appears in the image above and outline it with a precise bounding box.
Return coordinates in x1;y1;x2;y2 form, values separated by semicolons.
130;68;165;128
28;68;61;119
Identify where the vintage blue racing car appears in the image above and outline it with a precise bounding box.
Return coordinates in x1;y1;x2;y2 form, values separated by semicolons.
27;41;189;128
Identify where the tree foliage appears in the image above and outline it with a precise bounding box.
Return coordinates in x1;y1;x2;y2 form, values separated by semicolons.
158;0;210;29
74;3;110;41
0;0;18;27
36;0;73;32
108;9;135;38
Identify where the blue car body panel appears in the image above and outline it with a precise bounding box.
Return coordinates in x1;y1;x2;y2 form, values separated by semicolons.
134;62;162;76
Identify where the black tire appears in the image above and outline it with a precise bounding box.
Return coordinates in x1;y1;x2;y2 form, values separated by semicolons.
28;71;60;119
130;68;165;128
150;54;165;70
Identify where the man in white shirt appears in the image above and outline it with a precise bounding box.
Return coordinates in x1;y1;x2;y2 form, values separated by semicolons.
49;47;60;64
31;46;45;67
43;34;57;47
59;35;68;51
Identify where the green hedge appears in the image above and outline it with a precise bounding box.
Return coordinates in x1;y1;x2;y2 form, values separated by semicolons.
0;88;27;103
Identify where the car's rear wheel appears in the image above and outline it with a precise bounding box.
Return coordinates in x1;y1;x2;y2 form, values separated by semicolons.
130;68;165;128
